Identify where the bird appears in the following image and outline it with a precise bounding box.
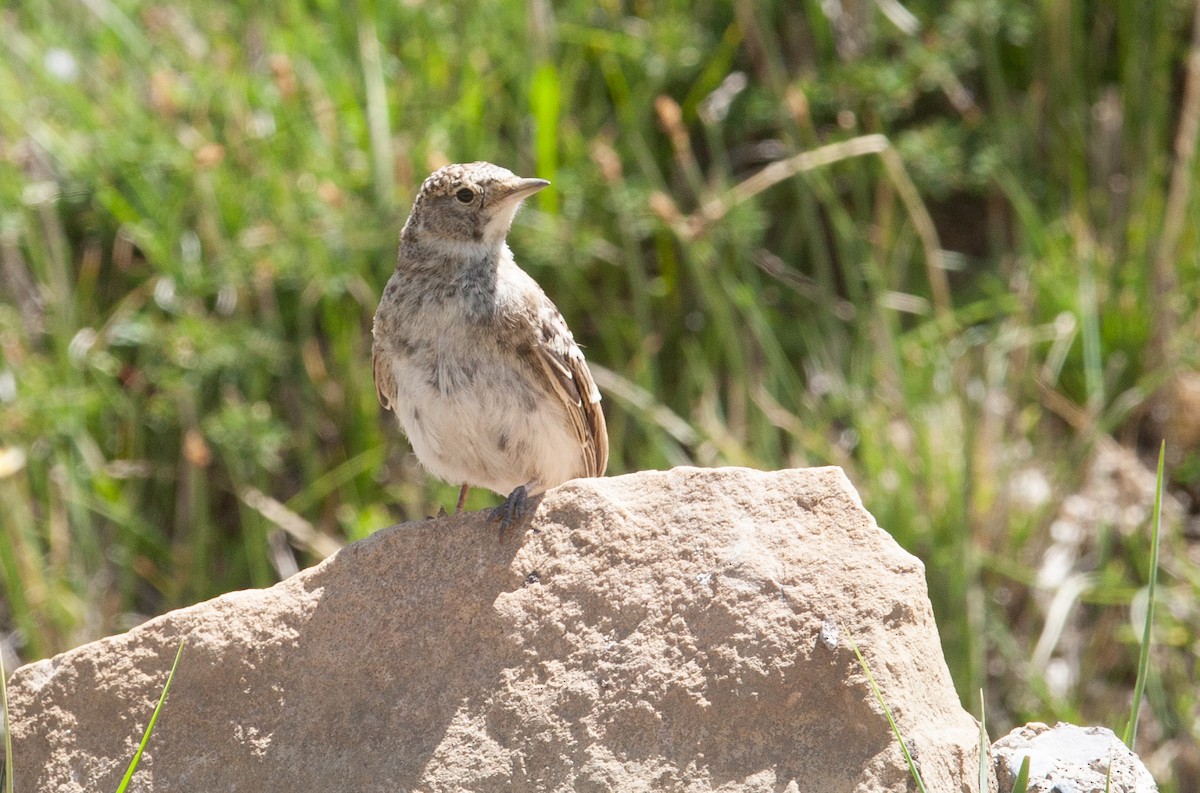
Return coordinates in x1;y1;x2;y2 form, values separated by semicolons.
371;161;608;531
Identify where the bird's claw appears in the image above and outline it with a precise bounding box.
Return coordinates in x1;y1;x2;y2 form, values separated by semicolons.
489;484;530;536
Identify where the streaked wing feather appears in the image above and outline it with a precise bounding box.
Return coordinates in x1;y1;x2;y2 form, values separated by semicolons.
534;299;608;478
373;345;395;411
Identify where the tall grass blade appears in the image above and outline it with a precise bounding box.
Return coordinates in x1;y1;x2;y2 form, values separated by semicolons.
1150;0;1200;364
978;689;989;793
358;16;394;208
1010;754;1031;793
115;640;185;793
847;629;927;793
1123;441;1165;748
530;63;560;214
1;646;13;793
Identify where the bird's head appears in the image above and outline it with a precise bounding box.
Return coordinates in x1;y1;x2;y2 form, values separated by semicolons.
403;162;549;250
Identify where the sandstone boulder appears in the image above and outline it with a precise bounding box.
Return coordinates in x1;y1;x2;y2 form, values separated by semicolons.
8;466;983;792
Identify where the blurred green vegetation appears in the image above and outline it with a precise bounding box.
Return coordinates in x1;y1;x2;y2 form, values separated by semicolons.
2;0;1200;787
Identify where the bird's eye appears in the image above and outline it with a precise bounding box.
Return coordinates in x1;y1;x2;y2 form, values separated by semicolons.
455;187;475;204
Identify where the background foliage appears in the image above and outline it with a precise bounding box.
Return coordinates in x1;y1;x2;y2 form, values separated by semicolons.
3;0;1200;787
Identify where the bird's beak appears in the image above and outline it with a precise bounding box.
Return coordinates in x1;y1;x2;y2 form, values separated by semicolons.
493;177;550;206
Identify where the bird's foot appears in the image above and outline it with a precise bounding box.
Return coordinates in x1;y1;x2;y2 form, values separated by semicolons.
489;484;530;536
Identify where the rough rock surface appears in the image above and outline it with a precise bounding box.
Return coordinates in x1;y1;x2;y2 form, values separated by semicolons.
993;722;1157;793
9;466;982;792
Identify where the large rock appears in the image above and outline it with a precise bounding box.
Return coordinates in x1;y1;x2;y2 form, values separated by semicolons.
8;466;983;792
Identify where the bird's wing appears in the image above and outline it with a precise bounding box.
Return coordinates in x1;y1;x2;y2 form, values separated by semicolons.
532;296;608;478
373;343;395;411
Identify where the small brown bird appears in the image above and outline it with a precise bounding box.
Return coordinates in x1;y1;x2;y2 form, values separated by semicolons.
372;162;608;529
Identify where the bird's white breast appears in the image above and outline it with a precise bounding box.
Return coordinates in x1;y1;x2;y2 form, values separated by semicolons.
385;288;583;496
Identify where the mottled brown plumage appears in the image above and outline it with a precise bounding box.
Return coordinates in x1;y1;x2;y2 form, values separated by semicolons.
372;162;607;529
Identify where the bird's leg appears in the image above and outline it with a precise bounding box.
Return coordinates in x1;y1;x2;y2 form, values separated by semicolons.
489;480;539;535
455;484;470;514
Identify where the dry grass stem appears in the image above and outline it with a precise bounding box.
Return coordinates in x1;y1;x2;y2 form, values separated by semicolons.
679;134;951;317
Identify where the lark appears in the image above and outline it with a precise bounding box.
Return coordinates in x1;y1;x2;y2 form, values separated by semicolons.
372;162;608;530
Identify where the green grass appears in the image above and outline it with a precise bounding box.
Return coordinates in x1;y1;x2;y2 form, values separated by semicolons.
980;445;1165;791
115;640;183;793
1;0;1199;789
1010;755;1031;793
848;628;928;792
1;647;12;793
979;690;990;793
1126;441;1165;750
0;639;183;792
